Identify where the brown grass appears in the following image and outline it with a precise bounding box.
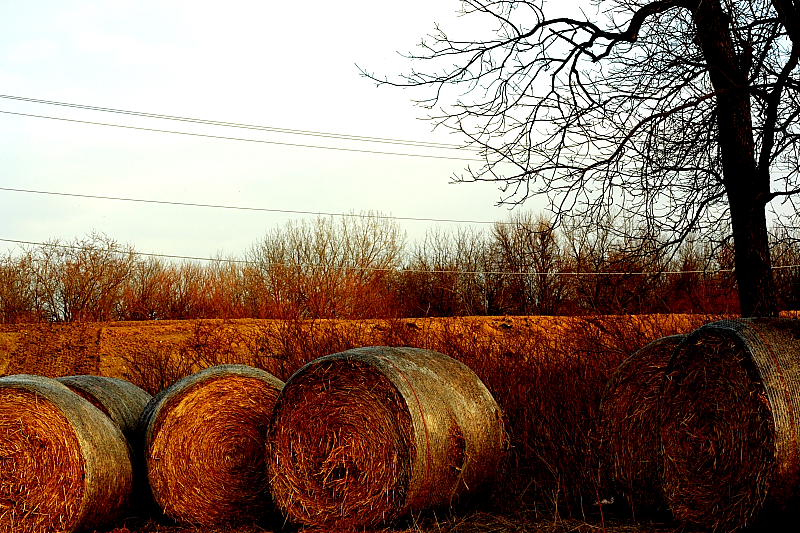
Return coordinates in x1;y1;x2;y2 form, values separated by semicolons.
2;323;102;377
267;347;508;529
141;364;284;526
661;319;800;532
385;315;713;516
0;375;133;533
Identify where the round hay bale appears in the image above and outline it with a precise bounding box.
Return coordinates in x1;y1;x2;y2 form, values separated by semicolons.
598;334;685;515
56;375;152;440
660;319;800;532
0;374;133;533
267;346;508;529
141;364;284;526
57;374;154;513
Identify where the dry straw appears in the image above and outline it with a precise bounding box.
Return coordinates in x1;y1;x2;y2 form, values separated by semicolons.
0;374;133;533
660;319;800;532
141;364;284;526
267;346;508;529
56;375;152;440
597;334;685;515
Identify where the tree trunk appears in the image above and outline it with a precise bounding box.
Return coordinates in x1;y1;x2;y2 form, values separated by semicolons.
729;202;777;316
692;0;778;317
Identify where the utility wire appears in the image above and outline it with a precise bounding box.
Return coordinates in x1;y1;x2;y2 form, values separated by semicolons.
0;186;507;225
3;237;798;276
1;238;254;265
0;94;476;152
0;110;484;162
0;94;478;151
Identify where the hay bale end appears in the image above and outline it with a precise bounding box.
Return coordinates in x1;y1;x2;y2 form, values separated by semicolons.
267;346;508;529
660;319;800;532
598;334;685;515
141;364;284;526
0;374;133;533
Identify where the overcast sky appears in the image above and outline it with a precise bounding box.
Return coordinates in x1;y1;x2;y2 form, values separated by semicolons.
0;0;547;259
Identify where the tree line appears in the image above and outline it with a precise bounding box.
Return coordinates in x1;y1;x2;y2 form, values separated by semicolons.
1;214;798;323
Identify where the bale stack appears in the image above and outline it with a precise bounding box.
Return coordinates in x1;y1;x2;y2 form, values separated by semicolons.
660;319;800;532
141;364;284;526
598;334;685;514
0;374;133;533
267;346;508;529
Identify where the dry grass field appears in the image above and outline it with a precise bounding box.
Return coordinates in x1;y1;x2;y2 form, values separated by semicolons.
0;314;740;533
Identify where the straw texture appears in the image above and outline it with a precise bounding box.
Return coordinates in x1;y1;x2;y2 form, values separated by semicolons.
57;375;152;440
267;346;508;529
141;364;284;526
598;335;685;514
0;374;133;533
660;319;800;532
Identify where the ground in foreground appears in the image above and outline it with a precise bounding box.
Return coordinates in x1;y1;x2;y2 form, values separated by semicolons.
110;511;676;533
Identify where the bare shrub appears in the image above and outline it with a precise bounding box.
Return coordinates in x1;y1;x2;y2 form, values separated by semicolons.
179;321;249;366
771;227;800;312
119;258;175;321
0;252;41;323
118;339;202;395
491;213;567;315
26;233;136;322
396;229;495;317
117;319;347;392
1;215;798;323
248;215;404;319
259;319;374;380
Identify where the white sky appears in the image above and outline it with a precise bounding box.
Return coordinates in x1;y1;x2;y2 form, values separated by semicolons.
0;0;544;259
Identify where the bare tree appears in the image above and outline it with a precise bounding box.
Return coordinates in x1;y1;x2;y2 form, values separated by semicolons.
492;213;566;314
28;233;135;322
367;0;800;316
559;215;669;313
0;252;40;323
248;215;404;318
399;228;494;316
770;225;800;309
120;257;172;320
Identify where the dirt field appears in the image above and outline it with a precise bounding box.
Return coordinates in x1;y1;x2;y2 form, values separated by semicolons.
0;314;708;382
0;314;727;533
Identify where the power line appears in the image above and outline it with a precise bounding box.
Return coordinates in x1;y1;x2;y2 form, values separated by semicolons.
0;94;478;151
3;237;798;276
1;238;253;265
0;186;506;225
0;110;484;162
